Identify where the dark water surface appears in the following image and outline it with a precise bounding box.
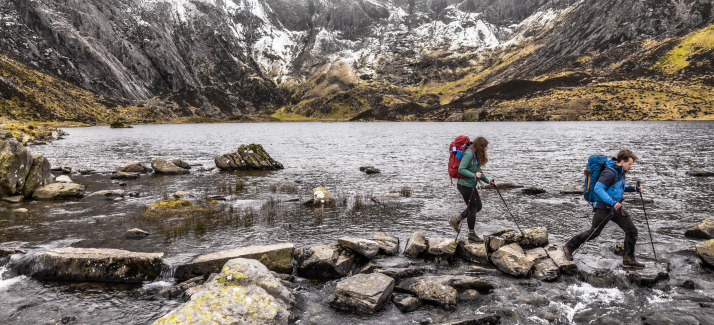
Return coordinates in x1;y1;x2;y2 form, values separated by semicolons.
1;121;713;324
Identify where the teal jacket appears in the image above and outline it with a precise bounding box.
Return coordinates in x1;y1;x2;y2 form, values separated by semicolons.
457;148;489;188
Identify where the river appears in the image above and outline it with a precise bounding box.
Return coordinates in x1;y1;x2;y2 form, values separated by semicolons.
1;121;713;324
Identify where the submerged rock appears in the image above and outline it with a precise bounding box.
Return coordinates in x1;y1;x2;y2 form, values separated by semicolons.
153;258;298;325
403;232;428;258
427;238;457;257
86;190;124;200
329;273;394;314
338;237;379;259
525;247;560;281
373;232;399;256
175;243;295;281
393;294;422;312
110;171;140;180
295;243;354;278
32;183;85;200
685;220;714;239
545;244;578;275
151;157;190;175
125;228;150;239
19;248;162;283
456;240;489;263
115;162;151;174
214;144;283;171
490;243;534;278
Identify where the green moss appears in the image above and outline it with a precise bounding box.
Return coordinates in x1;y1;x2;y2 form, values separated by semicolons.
149;199;193;209
654;22;714;74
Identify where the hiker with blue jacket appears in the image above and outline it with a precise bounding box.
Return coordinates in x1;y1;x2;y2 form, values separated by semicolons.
562;150;645;268
448;136;496;243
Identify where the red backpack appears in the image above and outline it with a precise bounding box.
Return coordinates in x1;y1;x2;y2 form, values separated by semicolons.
448;135;474;184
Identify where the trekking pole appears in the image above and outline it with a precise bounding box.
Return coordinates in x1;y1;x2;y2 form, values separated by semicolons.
491;178;523;233
455;179;481;243
637;180;658;262
571;209;616;258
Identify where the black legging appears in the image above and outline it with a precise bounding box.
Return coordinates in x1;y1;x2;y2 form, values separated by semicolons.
457;184;482;231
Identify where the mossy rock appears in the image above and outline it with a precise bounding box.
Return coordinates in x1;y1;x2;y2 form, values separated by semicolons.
110;121;132;128
150;199;193;210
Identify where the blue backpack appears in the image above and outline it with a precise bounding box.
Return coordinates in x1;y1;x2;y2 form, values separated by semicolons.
583;155;609;204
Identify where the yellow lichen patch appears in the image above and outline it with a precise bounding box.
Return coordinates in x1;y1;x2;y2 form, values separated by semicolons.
653;22;714;74
149;199;193;210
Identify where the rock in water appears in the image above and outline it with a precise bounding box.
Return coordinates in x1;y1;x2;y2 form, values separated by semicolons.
153;258;298;325
0;247;26;257
359;166;374;171
395;275;493;310
85;190;125;200
110;171;140;180
403;232;428;258
436;313;501;325
32;183;85;200
0;138;52;198
19;248;162;283
627;262;669;287
338;237;379;259
295;243;354;278
365;167;381;174
485;236;507;253
174;243;295;281
373;232;399;256
1;195;23;203
125;228;150;239
545;244;578;275
393;294;422;312
173;191;191;200
110;121;132;128
151;157;190;175
522;187;546;194
490;243;534;277
55;175;73;183
525;247;560;281
157;276;205;299
304;187;336;206
695;240;714;268
686;170;714;177
456;240;489;263
427;238;457;257
329;273;394;314
115;162;151;174
519;227;549;249
214;144;283;171
171;159;191;169
685;220;714;239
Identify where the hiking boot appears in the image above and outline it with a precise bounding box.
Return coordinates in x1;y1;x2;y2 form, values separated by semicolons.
468;231;484;243
562;245;574;261
623;256;645;268
449;217;462;234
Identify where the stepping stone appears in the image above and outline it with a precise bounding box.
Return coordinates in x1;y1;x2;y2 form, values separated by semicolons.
329;273;394;314
491;243;533;277
526;247;560;281
393;294;422;312
427;238;457;257
373;232;399;256
338;237;379;259
545;244;578;275
627;262;670;287
403;232;427;258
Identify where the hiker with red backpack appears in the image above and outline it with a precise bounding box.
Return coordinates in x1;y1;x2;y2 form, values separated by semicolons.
562;149;645;268
448;136;496;243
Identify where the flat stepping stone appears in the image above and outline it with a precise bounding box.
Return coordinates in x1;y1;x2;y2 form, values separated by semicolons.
338;237;379;259
627;262;670;287
373;232;399;256
329;273;394;314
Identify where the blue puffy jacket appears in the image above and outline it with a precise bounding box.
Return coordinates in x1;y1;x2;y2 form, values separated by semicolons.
593;158;636;210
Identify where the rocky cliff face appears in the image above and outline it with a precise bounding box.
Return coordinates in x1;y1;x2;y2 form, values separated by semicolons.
0;0;712;122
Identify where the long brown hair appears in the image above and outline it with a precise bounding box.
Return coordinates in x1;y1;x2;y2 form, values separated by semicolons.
471;136;489;166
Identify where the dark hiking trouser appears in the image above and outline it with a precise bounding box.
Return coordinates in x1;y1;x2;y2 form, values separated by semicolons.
566;208;638;258
457;184;482;231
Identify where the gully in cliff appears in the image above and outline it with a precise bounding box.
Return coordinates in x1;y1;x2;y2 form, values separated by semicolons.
563;150;647;268
447;136;496;243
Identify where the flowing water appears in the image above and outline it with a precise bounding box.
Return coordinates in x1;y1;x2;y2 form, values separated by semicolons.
1;121;713;324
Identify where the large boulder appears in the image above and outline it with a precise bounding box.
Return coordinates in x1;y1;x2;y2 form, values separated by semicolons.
18;248;162;283
403;232;428;258
373;232;399;256
490;243;534;277
685;220;714;239
295;243;355;278
214;144;283;171
153;258;298;325
396;275;493;310
695;239;714;268
0;138;52;198
525;247;560;281
174;243;295;281
151;157;189;175
115;162;151;174
519;227;549;249
338;237;379;259
329;273;394;314
428;238;458;257
545;244;578;275
32;183;85;200
456;240;489;263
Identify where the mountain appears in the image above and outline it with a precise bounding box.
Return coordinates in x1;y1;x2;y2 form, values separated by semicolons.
0;0;712;123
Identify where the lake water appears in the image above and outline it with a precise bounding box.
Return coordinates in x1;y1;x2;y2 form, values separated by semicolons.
1;121;713;324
